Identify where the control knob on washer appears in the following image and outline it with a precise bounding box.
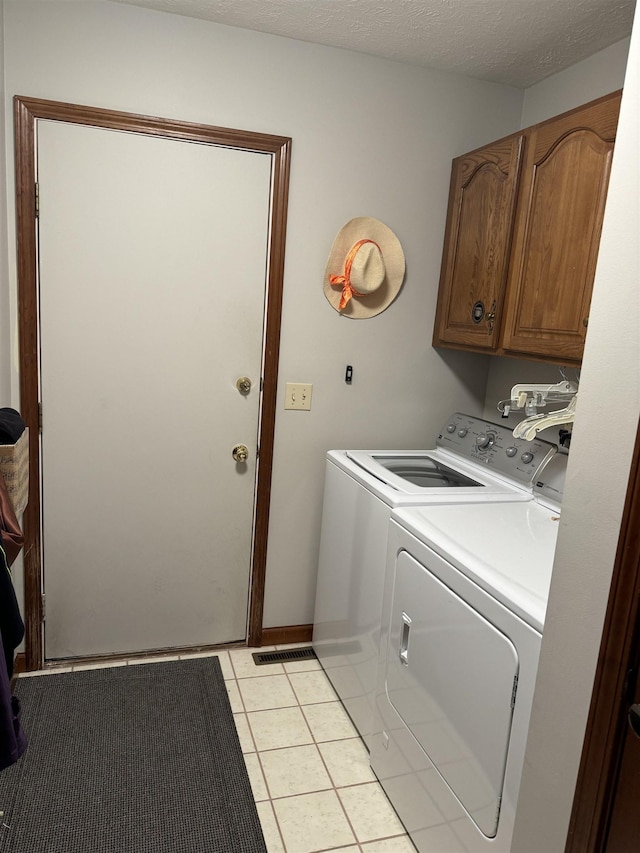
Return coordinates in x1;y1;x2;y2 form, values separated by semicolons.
446;424;456;433
458;428;468;437
476;433;494;449
521;451;534;464
505;446;518;458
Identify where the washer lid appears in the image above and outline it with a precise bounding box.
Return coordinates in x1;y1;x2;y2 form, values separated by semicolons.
345;449;529;498
359;453;483;488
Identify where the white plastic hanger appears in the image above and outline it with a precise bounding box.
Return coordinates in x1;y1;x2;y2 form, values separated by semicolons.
512;394;578;440
509;380;578;415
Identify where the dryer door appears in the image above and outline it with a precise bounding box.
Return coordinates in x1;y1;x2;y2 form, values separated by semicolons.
386;550;519;838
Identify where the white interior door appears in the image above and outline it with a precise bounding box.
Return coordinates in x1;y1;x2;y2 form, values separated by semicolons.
37;120;271;660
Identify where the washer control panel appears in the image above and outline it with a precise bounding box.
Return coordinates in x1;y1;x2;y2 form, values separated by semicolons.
438;412;557;485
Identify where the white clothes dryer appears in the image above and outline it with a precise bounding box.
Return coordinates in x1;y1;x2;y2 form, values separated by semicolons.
312;413;557;748
370;455;567;852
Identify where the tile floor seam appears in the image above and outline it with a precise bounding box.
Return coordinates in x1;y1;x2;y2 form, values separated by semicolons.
236;666;301;713
333;780;379;849
319;738;376;790
260;740;333;802
271;789;359;853
239;657;401;851
265;773;382;804
255;756;271;805
237;709;259;754
265;796;289;853
230;645;280;680
247;660;364;853
247;704;316;752
313;734;344;793
260;798;288;853
316;736;362;850
283;664;301;709
299;701;358;746
231;674;250;714
263;781;337;802
282;663;341;709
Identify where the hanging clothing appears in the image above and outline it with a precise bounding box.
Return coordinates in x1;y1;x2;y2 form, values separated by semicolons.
0;408;25;445
0;532;27;769
0;631;26;771
0;470;24;570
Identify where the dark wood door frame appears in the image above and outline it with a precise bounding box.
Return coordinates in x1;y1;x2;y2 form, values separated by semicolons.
566;415;640;850
14;96;291;669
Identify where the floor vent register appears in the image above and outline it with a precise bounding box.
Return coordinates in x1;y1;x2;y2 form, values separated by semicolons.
252;647;317;666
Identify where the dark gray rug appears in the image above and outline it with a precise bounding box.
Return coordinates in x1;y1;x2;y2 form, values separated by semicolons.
0;657;267;852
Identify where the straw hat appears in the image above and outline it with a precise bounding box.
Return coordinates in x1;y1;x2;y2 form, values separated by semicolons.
324;217;405;319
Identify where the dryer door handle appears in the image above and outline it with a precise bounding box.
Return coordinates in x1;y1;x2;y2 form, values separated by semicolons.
399;612;412;666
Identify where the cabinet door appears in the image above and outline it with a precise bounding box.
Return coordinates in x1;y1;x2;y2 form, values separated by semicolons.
432;135;524;351
501;91;621;363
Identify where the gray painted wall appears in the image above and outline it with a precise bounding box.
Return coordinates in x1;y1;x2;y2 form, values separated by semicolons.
2;0;523;628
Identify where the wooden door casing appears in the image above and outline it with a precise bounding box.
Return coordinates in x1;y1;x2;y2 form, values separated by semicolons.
14;96;291;669
566;416;640;851
605;670;640;851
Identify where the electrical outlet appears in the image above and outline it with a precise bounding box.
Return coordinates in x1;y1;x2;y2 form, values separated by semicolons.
285;382;312;410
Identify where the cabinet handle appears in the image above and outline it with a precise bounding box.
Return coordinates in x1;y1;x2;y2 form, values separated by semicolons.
583;317;589;328
486;301;497;334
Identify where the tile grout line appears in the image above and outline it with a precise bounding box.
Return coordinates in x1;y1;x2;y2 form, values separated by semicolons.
279;663;362;851
227;654;379;852
263;663;304;853
208;658;408;849
279;661;415;851
239;658;343;852
227;652;291;852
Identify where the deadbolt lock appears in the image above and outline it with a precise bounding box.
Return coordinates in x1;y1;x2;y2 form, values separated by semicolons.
236;377;252;394
232;444;249;463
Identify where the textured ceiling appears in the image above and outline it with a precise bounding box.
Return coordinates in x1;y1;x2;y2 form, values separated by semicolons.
110;0;636;87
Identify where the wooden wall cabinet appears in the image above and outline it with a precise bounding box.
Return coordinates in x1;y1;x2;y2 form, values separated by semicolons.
433;91;622;365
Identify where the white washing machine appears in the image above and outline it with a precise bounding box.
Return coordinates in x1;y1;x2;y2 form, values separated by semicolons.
370;455;567;852
312;413;557;749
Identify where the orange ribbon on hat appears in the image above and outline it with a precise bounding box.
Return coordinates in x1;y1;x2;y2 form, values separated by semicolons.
329;239;381;310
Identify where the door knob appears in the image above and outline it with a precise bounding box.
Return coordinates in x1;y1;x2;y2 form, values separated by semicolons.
236;377;252;395
628;703;640;738
232;444;249;463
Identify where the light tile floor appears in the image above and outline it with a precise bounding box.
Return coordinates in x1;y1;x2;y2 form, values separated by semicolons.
19;645;417;853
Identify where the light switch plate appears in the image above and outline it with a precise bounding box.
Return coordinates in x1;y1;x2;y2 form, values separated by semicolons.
285;382;312;410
